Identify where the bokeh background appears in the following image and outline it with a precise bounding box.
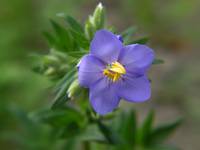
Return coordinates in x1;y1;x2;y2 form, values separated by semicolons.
0;0;200;149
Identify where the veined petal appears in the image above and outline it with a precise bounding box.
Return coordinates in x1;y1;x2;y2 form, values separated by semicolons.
89;78;120;115
117;75;151;102
78;55;105;87
118;44;154;75
90;29;123;63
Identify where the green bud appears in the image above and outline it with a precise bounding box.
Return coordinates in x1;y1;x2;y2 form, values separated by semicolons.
84;3;105;40
93;3;105;30
43;55;60;66
51;49;68;62
67;79;81;98
44;67;56;76
85;19;95;40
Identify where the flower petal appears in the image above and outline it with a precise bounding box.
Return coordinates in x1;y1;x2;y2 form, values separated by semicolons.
78;55;105;87
90;29;123;63
89;78;120;115
118;44;154;75
117;75;151;102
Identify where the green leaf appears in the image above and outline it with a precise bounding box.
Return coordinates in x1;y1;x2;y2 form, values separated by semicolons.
66;16;84;33
121;26;137;36
34;109;80;127
67;51;88;58
121;26;137;44
69;29;89;49
7;107;56;149
51;95;70;109
152;58;164;65
131;36;149;44
97;120;121;145
139;110;155;145
50;20;72;51
32;108;85;139
52;75;75;108
43;31;57;46
52;68;77;109
54;67;76;92
78;124;106;143
55;73;75;97
148;118;182;145
118;110;137;145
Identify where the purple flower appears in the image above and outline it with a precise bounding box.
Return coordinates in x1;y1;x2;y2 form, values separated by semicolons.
78;29;154;115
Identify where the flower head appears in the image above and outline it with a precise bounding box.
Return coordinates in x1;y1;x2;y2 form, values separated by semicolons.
78;29;154;115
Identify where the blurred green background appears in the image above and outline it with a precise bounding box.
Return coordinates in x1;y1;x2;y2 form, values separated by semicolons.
0;0;200;149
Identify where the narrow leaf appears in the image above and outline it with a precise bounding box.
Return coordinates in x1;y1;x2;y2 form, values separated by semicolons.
50;20;72;51
34;108;83;128
43;31;56;46
97;120;121;145
121;26;137;44
70;29;89;49
51;95;70;109
118;110;137;145
131;37;149;44
121;26;137;38
52;68;77;109
67;51;88;58
52;76;76;108
78;124;106;143
55;67;76;92
148;118;182;145
140;110;155;145
66;16;84;33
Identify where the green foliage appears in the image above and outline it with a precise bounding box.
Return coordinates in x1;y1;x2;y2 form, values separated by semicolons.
121;26;137;44
1;0;198;149
139;110;155;145
85;3;105;40
121;27;150;45
109;110;182;150
65;16;84;33
32;108;86;138
97;120;121;145
28;3;181;150
147;118;182;146
34;3;107;111
1;106;62;150
132;36;149;44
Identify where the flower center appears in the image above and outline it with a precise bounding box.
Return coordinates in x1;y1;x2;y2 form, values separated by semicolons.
103;61;126;82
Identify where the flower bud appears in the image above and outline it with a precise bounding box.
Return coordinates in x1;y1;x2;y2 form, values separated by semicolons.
67;79;81;98
44;67;56;76
84;3;105;40
93;3;105;30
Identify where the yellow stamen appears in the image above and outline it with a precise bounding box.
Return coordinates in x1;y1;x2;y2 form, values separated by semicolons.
103;61;126;82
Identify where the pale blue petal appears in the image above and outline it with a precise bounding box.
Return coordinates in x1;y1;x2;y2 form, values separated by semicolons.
117;75;151;102
90;78;120;115
118;44;154;75
90;29;123;63
78;55;105;87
